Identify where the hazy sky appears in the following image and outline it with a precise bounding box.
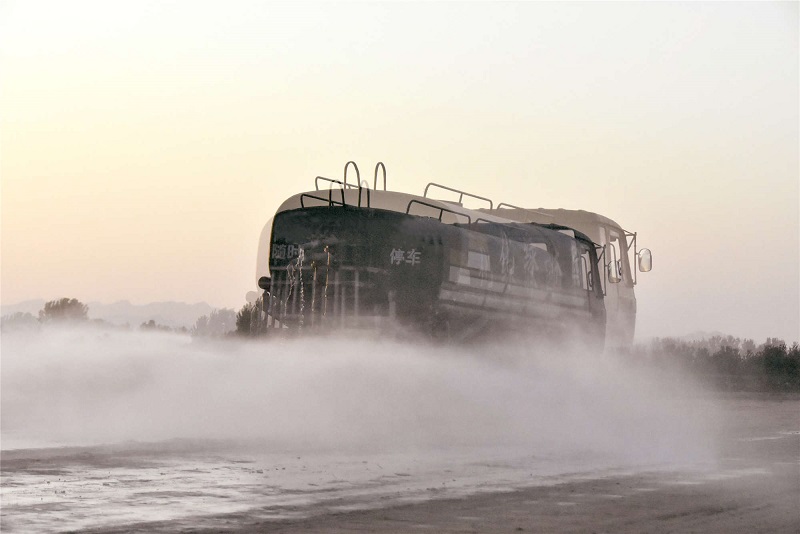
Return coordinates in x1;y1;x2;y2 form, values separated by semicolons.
1;1;798;342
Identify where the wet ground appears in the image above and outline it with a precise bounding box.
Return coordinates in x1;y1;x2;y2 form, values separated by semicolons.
2;395;798;533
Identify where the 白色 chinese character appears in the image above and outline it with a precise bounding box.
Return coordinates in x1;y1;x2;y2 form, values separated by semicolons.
389;248;405;265
272;244;287;259
405;248;421;266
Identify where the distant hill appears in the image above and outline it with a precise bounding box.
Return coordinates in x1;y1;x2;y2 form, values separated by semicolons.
0;299;45;316
1;300;216;329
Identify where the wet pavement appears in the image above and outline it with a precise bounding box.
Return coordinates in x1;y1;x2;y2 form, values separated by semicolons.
2;396;798;533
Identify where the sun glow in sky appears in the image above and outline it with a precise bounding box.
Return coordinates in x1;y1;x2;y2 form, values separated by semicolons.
1;1;798;342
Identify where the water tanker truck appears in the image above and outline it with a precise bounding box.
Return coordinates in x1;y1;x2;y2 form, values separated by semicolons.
253;162;651;350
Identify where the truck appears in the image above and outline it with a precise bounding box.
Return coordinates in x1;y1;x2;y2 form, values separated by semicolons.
253;162;651;350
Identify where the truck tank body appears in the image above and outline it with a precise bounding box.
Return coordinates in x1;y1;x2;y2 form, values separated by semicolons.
260;186;606;349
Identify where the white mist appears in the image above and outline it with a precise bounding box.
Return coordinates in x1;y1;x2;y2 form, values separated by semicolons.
1;326;716;469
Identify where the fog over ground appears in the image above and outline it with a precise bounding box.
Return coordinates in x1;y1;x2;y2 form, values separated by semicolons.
1;326;716;470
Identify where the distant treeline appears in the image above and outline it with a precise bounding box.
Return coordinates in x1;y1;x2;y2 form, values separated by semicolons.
0;297;234;337
629;335;800;392
4;298;798;392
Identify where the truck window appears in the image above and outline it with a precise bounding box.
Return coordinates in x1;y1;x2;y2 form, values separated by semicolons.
608;231;631;285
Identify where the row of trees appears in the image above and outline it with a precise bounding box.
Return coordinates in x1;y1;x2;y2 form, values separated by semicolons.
193;299;266;337
0;298;242;337
4;298;798;391
1;298;90;330
629;335;800;392
221;304;800;393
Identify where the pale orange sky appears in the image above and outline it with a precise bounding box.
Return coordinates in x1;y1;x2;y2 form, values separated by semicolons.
1;1;798;342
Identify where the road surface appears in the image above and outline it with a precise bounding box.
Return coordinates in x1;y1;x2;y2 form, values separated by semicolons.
2;395;798;533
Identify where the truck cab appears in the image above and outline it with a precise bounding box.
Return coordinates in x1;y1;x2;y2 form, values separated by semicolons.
483;207;652;351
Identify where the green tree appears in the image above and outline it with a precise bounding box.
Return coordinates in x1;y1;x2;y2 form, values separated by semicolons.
191;308;236;337
38;298;89;323
235;299;266;336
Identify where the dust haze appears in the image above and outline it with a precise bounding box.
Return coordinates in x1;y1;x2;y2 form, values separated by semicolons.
1;326;715;469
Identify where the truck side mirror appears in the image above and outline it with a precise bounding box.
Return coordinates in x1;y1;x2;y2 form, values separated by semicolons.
637;249;652;272
258;276;272;291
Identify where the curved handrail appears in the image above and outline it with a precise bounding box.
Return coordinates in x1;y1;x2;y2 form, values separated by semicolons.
406;199;471;224
423;183;493;209
344;161;360;188
374;162;387;191
315;176;359;191
314;172;371;208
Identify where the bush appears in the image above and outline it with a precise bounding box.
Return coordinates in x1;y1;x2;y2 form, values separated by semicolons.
140;319;173;332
